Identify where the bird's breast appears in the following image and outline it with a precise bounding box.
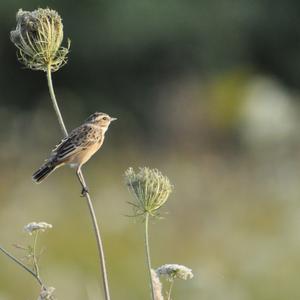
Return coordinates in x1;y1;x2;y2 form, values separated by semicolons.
68;141;103;167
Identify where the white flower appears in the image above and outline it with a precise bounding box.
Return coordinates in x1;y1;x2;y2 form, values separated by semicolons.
24;222;53;235
38;287;55;300
156;264;193;281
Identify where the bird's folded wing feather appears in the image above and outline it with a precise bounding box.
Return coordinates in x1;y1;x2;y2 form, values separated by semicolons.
51;125;98;161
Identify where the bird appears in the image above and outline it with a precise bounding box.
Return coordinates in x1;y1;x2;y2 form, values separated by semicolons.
32;112;117;195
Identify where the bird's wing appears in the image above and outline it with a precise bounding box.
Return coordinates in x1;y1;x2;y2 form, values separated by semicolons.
51;124;98;162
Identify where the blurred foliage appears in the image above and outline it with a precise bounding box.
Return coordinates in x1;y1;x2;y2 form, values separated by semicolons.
1;0;300;300
1;0;300;114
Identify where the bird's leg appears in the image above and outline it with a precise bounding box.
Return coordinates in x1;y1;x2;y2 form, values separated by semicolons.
76;167;89;196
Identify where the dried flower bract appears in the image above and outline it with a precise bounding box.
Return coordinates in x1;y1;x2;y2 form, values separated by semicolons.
125;167;173;217
156;264;194;281
10;8;70;72
24;222;53;235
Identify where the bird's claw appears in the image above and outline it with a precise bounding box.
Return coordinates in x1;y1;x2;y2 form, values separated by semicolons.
81;186;89;197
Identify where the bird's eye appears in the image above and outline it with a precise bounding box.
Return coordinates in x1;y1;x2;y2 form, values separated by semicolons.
102;117;108;121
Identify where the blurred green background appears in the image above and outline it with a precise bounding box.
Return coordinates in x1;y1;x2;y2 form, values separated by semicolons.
1;0;300;299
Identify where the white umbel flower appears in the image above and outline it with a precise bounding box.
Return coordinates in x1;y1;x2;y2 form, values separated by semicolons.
38;287;55;300
156;264;193;281
24;222;53;235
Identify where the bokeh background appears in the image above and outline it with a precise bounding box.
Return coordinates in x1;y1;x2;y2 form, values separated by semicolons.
1;0;300;299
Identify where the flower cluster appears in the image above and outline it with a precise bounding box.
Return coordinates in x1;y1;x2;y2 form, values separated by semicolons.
125;167;173;217
10;8;70;72
24;222;53;235
37;286;55;300
156;264;193;281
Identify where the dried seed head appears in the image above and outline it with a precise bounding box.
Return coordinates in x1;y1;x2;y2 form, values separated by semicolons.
156;264;194;281
24;222;53;235
10;8;70;72
125;167;173;217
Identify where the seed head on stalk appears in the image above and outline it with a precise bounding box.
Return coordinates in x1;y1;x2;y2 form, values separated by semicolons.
125;167;173;218
10;8;70;72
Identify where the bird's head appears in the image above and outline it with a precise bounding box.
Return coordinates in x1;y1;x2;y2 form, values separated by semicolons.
86;112;117;130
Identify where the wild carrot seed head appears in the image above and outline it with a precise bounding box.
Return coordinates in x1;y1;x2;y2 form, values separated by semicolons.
125;167;173;218
10;8;70;72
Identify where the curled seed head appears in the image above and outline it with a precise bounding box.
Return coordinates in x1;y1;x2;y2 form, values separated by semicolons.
10;8;70;72
125;167;173;217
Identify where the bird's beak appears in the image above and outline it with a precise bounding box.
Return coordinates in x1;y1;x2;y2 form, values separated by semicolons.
110;117;117;121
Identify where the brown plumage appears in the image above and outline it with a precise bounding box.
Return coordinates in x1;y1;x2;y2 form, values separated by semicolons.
33;112;117;187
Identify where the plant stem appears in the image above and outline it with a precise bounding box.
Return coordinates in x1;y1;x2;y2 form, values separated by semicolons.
81;181;110;300
0;246;44;287
46;65;68;137
145;213;155;300
167;280;174;300
46;65;111;300
32;231;40;280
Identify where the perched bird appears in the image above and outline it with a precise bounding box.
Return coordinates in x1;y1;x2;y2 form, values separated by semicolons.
32;112;117;195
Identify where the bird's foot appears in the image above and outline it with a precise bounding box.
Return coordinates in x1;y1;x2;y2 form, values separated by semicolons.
81;186;89;197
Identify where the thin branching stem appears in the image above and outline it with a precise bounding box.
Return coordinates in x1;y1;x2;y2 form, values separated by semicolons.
45;64;110;300
0;246;44;287
32;231;41;280
145;213;155;300
167;280;174;300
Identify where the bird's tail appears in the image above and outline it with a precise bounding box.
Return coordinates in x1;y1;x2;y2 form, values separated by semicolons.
32;162;57;183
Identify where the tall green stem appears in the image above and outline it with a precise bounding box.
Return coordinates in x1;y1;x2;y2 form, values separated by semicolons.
0;246;44;287
46;66;68;137
46;65;111;300
145;213;155;300
83;187;110;300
